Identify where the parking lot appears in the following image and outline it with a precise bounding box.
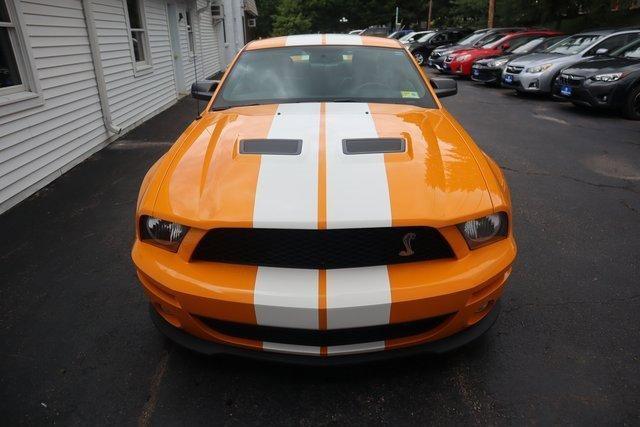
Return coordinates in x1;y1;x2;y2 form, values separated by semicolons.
1;73;639;425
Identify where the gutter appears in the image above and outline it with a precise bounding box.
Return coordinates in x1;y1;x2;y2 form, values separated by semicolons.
81;0;121;134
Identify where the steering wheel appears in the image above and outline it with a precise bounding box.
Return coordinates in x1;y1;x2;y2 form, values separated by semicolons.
352;82;388;95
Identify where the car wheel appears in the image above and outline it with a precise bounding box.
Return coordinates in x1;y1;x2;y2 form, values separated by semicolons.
622;84;640;120
414;52;425;66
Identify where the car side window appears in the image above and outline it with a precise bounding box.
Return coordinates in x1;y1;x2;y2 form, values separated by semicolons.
586;34;635;56
432;34;447;43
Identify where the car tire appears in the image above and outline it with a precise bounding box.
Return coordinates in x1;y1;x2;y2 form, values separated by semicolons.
414;51;425;66
622;84;640;120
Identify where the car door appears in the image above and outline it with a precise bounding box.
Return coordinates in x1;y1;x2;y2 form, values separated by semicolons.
585;33;640;57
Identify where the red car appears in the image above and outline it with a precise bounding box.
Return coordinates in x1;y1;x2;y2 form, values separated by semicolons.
444;30;563;77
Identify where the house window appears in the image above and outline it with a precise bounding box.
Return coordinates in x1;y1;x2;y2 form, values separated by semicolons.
125;0;150;67
186;9;195;55
0;0;24;95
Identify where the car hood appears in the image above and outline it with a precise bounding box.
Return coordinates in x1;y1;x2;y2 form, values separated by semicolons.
509;52;568;67
561;57;640;77
150;103;495;228
433;44;468;55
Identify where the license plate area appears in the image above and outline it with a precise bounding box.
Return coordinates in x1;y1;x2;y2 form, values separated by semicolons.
560;85;572;96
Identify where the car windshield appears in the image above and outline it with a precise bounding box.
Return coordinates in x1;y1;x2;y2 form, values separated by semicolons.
458;31;487;46
511;37;545;53
398;32;416;42
212;46;437;110
478;32;509;47
417;32;438;43
610;38;640;59
545;34;602;54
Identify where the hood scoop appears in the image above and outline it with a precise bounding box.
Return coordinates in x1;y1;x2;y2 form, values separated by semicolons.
240;139;302;155
343;138;406;155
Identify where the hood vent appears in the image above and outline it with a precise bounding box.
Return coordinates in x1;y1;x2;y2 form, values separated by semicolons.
343;138;406;155
240;139;302;155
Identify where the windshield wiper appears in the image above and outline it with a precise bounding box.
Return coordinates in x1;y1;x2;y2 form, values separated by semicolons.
328;98;361;103
211;103;263;111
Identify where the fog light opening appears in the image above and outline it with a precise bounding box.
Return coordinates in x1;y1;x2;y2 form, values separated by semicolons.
475;299;494;314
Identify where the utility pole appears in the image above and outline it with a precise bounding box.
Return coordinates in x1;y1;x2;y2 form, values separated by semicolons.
427;0;433;30
488;0;495;28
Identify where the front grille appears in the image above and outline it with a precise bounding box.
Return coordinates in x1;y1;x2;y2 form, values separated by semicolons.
472;69;497;81
196;313;454;346
191;227;454;269
506;65;524;74
558;74;585;87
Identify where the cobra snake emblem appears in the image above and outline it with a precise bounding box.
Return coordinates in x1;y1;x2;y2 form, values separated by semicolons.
399;232;417;257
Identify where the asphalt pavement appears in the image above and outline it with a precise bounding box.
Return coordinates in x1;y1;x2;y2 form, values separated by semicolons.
1;74;639;425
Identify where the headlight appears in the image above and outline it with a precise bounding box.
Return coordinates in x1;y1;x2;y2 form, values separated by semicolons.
490;58;509;68
525;63;553;73
591;72;623;82
456;54;471;62
140;215;189;252
457;212;508;249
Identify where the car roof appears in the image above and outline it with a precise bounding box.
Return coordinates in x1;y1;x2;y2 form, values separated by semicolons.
575;28;640;36
246;34;402;50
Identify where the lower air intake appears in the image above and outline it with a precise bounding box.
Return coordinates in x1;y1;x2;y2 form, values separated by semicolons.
191;227;454;269
195;313;454;347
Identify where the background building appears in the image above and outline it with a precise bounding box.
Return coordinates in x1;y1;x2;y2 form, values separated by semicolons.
0;0;256;214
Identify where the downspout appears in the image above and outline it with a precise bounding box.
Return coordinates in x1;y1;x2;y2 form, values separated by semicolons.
81;0;121;134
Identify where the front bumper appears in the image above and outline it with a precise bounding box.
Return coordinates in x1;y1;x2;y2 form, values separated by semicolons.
132;232;516;360
552;80;625;109
471;66;502;84
449;60;472;76
150;300;502;366
502;71;554;93
428;56;449;73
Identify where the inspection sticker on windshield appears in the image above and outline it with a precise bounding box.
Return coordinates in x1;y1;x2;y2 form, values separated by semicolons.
401;91;419;98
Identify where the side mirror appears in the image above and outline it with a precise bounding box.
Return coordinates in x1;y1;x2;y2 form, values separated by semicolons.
595;48;608;56
431;77;457;98
191;80;219;101
501;43;510;51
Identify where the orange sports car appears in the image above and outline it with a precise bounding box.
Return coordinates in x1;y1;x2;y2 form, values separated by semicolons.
131;34;516;364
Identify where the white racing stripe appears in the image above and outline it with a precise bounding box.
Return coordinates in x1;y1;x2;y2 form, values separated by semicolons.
253;102;320;228
285;34;323;46
253;103;321;333
325;102;392;228
324;103;393;330
325;34;363;45
326;266;391;329
254;267;319;329
263;342;321;355
327;341;385;355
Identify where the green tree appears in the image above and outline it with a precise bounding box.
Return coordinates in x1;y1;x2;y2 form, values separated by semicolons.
272;0;313;35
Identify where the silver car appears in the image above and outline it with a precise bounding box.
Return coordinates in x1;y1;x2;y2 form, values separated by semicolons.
502;29;640;93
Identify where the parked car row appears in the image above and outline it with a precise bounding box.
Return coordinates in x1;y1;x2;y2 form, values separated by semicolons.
422;27;640;120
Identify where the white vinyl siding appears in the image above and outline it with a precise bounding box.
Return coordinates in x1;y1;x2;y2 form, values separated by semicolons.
0;0;107;211
0;0;228;214
93;0;177;129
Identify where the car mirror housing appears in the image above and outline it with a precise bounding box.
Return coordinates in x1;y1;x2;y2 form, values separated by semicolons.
595;48;608;56
430;78;458;98
501;43;510;51
191;80;220;101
